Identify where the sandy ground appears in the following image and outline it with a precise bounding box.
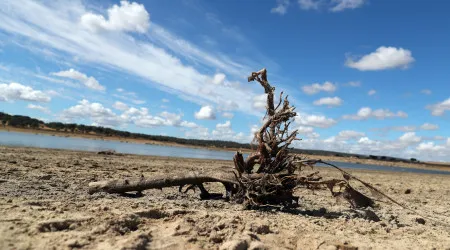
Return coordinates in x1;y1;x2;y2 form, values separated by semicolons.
1;146;450;250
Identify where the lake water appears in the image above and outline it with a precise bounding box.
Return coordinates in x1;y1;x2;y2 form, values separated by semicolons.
1;131;449;175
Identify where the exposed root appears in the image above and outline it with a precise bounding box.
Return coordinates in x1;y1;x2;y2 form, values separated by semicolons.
88;68;412;213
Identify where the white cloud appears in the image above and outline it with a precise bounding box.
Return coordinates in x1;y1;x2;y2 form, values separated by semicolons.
212;73;226;85
0;82;51;102
416;142;446;152
330;0;366;12
426;98;450;116
346;46;415;71
297;126;320;139
216;120;231;129
35;75;81;89
293;130;450;161
298;0;365;12
27;104;51;114
112;101;129;111
162;98;170;103
194;105;216;120
344;81;361;87
399;132;421;144
297;126;314;134
211;120;232;138
298;0;320;10
159;111;189;127
371;126;416;134
62;99;198;129
372;123;439;135
358;137;377;145
420;123;439;130
252;94;267;110
222;112;234;119
62;99;123;127
295;114;337;128
271;0;290;15
210;120;248;142
180;121;198;128
52;69;105;91
368;89;376;96
343;107;408;120
80;1;150;33
421;89;432;95
313;96;342;107
302;82;336;95
0;1;260;116
337;130;365;140
185;126;210;140
113;88;145;105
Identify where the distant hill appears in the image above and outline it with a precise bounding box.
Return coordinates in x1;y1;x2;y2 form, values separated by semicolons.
0;111;418;163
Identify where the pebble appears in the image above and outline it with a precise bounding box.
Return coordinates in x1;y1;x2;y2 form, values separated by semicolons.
415;218;426;225
220;239;249;250
248;241;269;250
249;223;271;235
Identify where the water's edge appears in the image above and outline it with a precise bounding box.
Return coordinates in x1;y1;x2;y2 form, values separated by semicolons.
1;131;449;175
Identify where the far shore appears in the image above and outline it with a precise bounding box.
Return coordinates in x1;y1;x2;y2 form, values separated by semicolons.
1;126;449;172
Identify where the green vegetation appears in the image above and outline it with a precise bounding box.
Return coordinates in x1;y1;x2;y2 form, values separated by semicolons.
0;111;418;163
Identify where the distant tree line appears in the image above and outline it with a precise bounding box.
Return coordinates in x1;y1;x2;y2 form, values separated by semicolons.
0;111;419;163
1;112;44;129
0;112;251;149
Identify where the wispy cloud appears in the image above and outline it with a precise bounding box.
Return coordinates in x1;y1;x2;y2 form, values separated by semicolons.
27;104;51;114
0;0;262;116
330;0;366;12
113;88;145;105
51;69;105;91
271;0;290;15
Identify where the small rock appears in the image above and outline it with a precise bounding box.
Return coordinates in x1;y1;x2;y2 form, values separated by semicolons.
359;209;381;222
220;239;249;250
249;223;271;235
248;241;269;250
68;223;78;230
209;230;224;243
39;174;52;180
415;218;426;225
404;189;412;194
66;239;87;249
210;235;223;244
120;233;151;250
187;237;197;242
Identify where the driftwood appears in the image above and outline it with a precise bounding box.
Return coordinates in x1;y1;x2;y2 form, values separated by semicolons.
88;68;384;210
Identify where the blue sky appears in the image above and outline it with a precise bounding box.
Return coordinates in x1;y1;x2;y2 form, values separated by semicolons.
0;0;449;161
